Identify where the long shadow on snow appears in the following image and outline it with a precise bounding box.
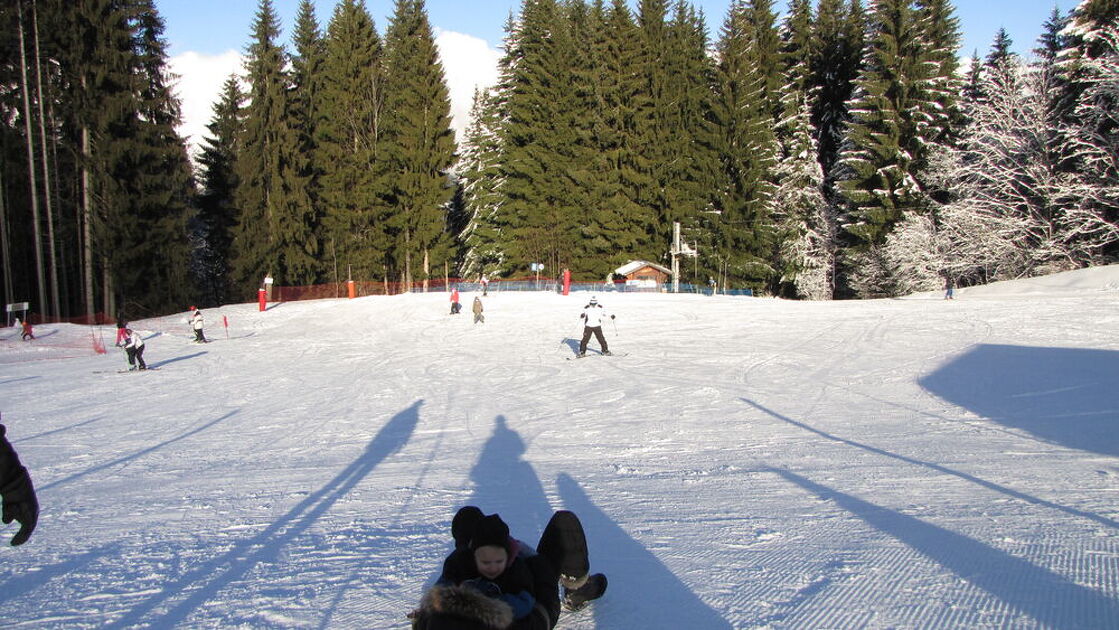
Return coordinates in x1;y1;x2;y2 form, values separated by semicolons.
773;466;1119;628
37;410;239;493
0;375;40;387
743;398;1119;530
148;350;207;369
103;400;421;629
919;344;1119;457
556;473;733;629
13;414;106;444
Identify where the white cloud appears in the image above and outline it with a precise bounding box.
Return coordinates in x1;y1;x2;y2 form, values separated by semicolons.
168;50;245;157
434;29;503;142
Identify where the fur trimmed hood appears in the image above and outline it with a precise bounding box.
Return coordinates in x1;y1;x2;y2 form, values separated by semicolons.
418;584;514;629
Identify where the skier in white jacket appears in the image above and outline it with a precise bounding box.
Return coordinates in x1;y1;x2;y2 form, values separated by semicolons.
577;296;614;357
122;328;147;370
190;307;208;343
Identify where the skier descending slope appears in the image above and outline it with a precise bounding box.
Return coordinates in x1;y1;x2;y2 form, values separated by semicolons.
577;296;614;357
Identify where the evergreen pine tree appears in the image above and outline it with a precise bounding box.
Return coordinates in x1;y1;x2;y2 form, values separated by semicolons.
194;75;244;307
380;0;457;288
708;0;779;293
809;0;864;200
774;0;834;298
498;0;585;277
316;0;388;283
232;0;319;295
290;0;327;278
837;0;936;248
661;1;720;281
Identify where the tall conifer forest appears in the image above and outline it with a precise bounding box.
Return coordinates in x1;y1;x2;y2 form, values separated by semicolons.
2;0;1117;319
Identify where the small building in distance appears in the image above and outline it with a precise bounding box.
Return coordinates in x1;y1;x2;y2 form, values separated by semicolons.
613;260;671;290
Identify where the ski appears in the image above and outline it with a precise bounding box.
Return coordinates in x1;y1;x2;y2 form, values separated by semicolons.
95;367;161;374
566;352;626;360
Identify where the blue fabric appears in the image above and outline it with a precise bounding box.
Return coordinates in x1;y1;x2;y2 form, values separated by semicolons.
499;590;536;619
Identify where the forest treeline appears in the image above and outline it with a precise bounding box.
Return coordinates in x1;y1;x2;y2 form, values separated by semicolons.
1;0;1116;319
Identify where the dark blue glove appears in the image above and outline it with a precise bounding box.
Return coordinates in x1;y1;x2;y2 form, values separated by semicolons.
462;578;502;598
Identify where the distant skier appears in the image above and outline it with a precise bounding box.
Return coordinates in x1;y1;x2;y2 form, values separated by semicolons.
473;296;485;324
944;276;955;300
577;296;613;357
20;319;34;341
189;307;208;343
481;275;489;296
115;314;129;346
122;328;147;371
450;288;462;315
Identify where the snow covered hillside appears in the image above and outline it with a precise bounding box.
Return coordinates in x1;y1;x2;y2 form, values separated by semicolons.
2;266;1119;628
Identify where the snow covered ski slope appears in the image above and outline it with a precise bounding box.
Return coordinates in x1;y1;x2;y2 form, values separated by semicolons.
2;266;1119;628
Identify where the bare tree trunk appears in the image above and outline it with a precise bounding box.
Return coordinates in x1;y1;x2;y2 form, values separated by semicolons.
17;0;47;319
32;0;60;318
0;170;12;309
82;124;94;321
423;248;429;292
102;259;112;320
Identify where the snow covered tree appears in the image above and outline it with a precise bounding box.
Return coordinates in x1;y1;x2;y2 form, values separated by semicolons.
934;50;1119;282
458;88;506;279
772;94;834;299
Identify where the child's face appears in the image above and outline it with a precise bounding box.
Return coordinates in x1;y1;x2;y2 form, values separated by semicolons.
474;545;508;579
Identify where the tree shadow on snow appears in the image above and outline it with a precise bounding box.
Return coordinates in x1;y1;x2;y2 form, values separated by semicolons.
742;398;1119;530
556;473;733;629
38;410;239;493
13;414;106;444
103;400;421;629
772;467;1119;628
919;344;1119;457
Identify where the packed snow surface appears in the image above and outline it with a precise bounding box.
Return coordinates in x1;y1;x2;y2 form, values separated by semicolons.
3;266;1119;629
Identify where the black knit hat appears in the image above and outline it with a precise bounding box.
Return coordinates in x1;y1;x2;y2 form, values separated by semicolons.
470;514;510;552
452;506;484;550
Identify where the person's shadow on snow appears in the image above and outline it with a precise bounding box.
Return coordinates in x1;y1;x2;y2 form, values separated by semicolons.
104;400;422;629
465;415;555;548
557;473;733;628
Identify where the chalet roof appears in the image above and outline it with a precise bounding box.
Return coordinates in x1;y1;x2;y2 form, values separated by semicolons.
615;260;671;276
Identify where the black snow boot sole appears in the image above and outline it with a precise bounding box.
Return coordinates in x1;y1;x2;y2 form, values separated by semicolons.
538;510;589;588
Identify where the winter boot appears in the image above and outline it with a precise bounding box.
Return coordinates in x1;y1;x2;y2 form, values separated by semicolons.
562;573;608;612
537;510;589;589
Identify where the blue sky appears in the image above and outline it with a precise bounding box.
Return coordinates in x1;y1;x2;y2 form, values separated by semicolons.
156;0;1081;59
